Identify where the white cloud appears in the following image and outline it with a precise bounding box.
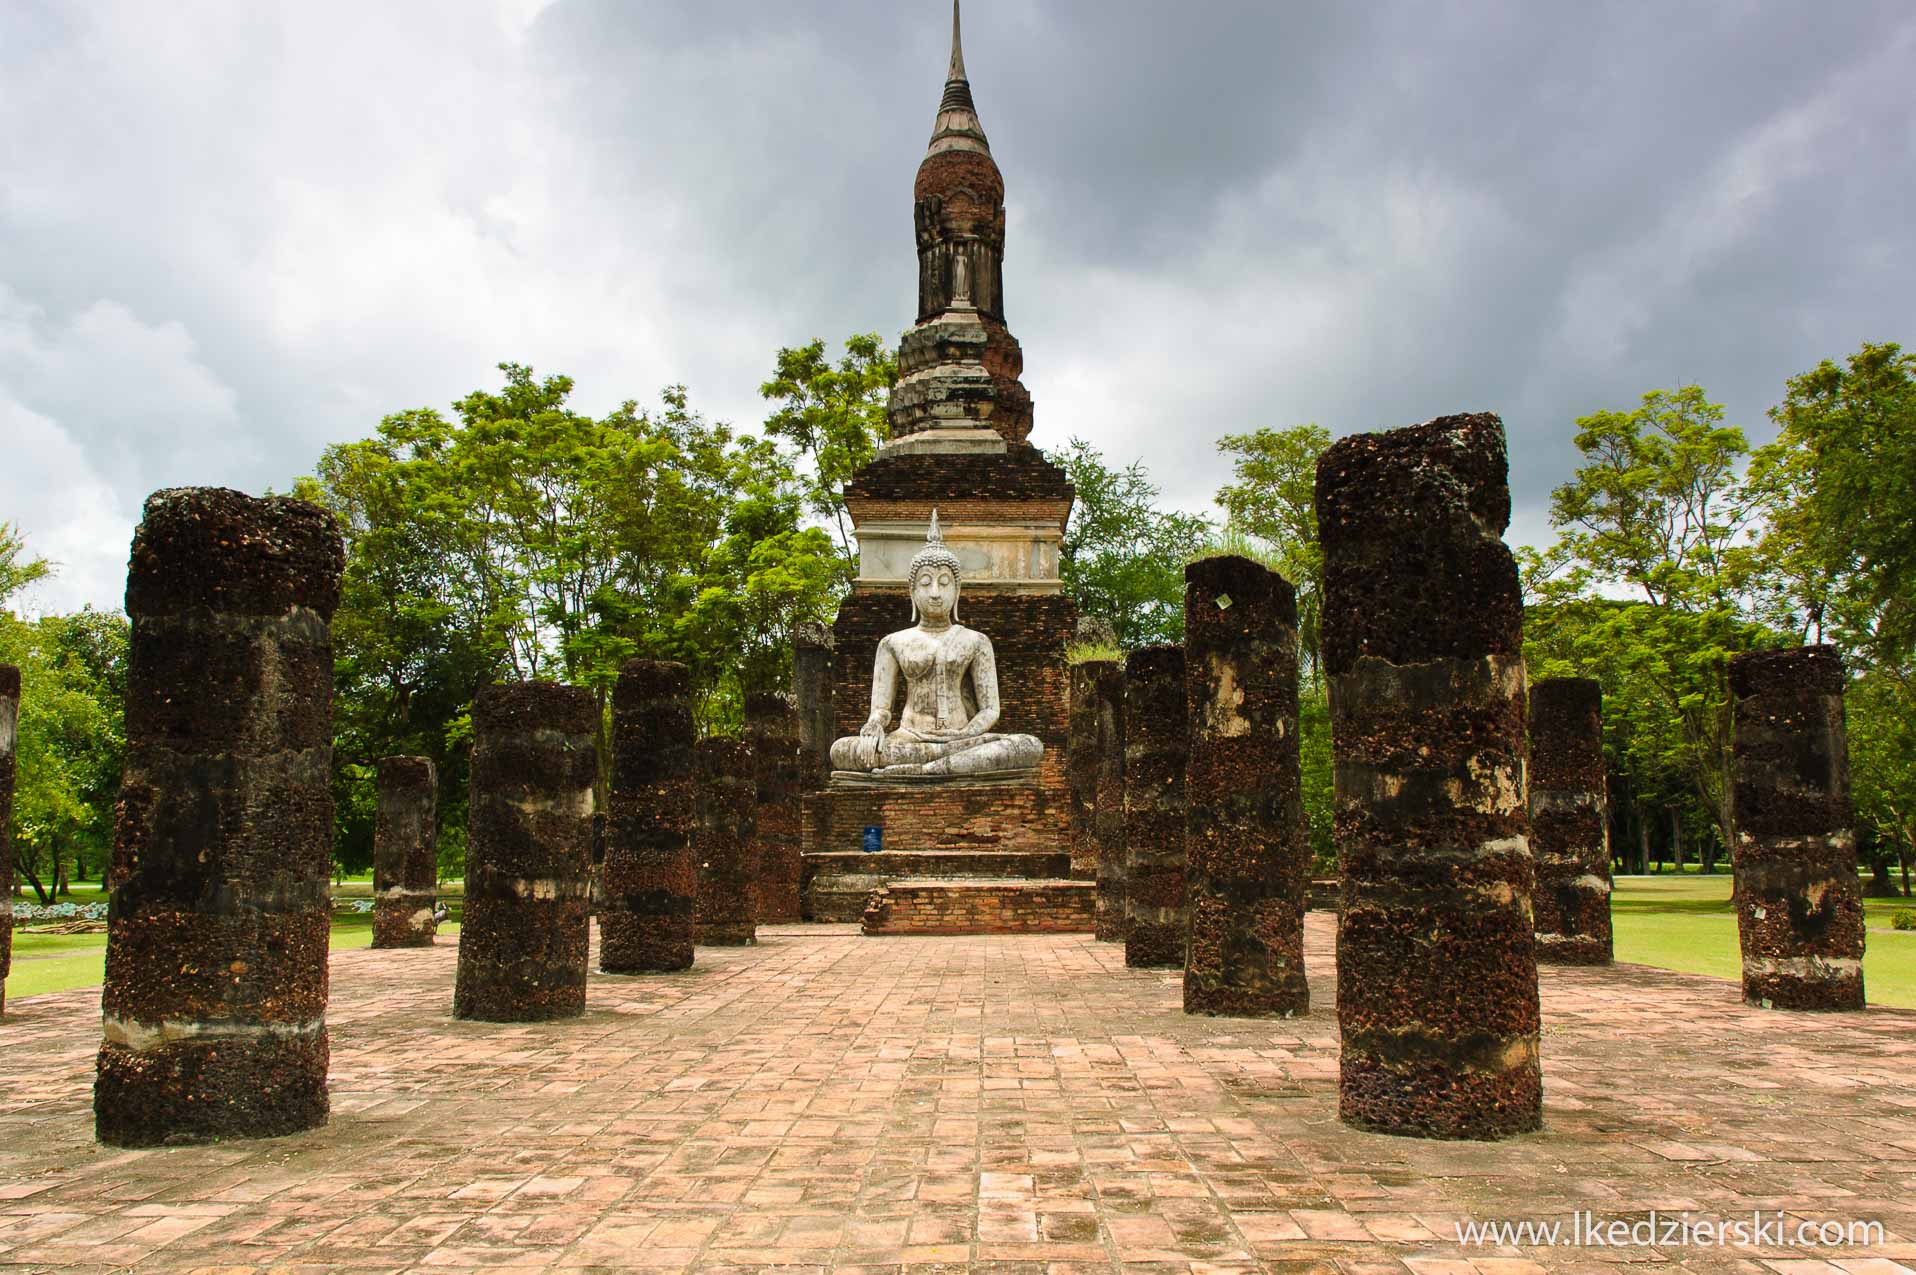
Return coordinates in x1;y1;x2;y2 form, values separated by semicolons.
0;398;131;617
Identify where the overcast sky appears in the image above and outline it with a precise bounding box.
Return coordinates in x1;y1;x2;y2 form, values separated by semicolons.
4;0;1912;614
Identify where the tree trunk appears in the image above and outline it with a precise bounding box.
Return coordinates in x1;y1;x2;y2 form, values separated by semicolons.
1670;808;1686;874
17;862;51;905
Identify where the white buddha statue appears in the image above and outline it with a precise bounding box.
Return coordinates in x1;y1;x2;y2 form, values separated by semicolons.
830;513;1044;781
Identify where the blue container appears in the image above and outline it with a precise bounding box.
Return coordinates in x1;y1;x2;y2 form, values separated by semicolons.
862;825;883;854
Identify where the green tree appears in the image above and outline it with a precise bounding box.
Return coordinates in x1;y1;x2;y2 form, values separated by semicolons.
1215;424;1330;684
1050;438;1212;648
1543;386;1768;867
1748;343;1916;895
0;523;52;608
0;608;127;898
760;333;896;569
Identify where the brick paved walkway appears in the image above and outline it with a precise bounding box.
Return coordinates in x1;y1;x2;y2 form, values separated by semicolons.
2;915;1913;1273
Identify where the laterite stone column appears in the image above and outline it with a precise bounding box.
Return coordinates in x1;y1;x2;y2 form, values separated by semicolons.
1066;662;1104;882
694;738;759;945
371;756;438;948
95;488;343;1146
793;622;835;790
1182;556;1310;1017
0;665;17;1017
600;660;697;973
1528;678;1612;964
747;693;802;923
1728;646;1864;1010
1123;645;1188;968
452;682;596;1021
1091;661;1127;942
1317;413;1541;1140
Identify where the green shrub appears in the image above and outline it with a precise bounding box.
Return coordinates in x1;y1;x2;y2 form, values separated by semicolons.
1893;909;1916;932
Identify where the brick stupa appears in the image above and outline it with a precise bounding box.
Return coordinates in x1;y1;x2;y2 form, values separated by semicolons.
801;2;1091;933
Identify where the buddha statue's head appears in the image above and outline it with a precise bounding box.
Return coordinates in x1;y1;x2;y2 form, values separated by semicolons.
908;510;962;625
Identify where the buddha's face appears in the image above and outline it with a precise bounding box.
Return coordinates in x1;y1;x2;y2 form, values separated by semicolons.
912;565;957;623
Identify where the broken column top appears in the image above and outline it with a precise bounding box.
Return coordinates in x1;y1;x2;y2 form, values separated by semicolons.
473;681;597;735
1529;677;1603;790
745;692;799;731
1184;554;1300;633
1314;412;1519;674
615;658;690;703
127;487;343;618
0;664;17;699
1729;644;1845;699
376;755;435;785
794;622;835;652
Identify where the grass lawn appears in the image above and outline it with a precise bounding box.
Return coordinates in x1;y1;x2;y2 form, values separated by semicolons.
5;894;464;1004
1613;872;1916;1009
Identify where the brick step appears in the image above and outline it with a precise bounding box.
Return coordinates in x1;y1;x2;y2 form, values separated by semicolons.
861;878;1096;936
802;851;1076;922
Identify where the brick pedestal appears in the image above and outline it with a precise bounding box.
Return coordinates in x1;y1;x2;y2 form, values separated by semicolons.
1318;413;1541;1140
1182;556;1309;1017
747;694;803;924
95;488;343;1146
600;660;697;974
0;665;17;1017
1124;645;1188;969
1528;678;1613;964
371;756;437;948
694;739;758;946
1729;646;1864;1010
453;682;596;1021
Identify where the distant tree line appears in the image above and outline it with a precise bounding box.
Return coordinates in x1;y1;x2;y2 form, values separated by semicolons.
2;338;1910;894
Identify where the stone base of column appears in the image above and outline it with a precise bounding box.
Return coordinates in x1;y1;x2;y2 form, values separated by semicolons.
1535;933;1612;966
696;923;757;947
371;889;437;948
95;1029;329;1147
1737;833;1865;1010
1337;1040;1542;1142
600;847;696;973
1184;897;1308;1017
1124;918;1183;969
452;894;590;1022
1094;883;1128;944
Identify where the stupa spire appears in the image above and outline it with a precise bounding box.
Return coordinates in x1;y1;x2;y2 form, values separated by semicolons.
948;0;967;84
929;0;988;156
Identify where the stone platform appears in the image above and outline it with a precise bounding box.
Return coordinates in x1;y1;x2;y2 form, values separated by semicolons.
805;849;1072;923
2;917;1914;1272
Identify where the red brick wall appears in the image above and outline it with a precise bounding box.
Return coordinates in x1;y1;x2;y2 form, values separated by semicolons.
862;880;1096;935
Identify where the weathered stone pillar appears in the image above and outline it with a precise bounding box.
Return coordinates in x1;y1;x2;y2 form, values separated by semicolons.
747;693;802;923
95;488;343;1146
600;660;697;973
1123;645;1188;968
694;738;758;945
793;622;835;790
452;681;596;1021
0;665;17;1018
1182;556;1310;1017
1066;661;1106;882
1317;413;1541;1140
372;756;438;948
1529;678;1613;965
1091;661;1127;943
1728;646;1864;1010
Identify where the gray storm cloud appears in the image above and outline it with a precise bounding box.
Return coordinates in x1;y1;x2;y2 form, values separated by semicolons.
3;0;1911;612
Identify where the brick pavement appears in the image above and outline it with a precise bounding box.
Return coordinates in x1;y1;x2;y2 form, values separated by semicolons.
1;914;1913;1273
